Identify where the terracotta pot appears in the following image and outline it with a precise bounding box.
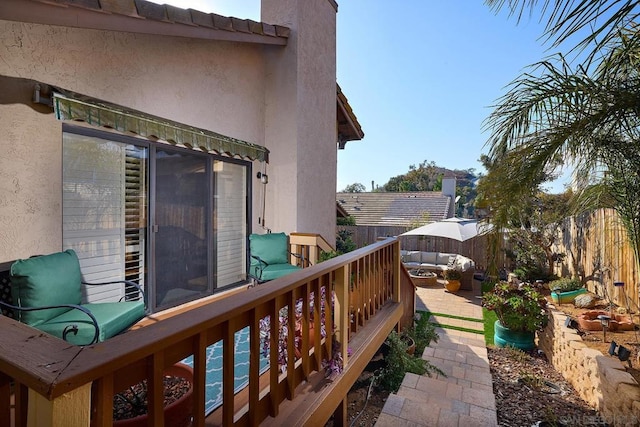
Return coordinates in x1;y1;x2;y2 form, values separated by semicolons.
444;280;461;293
402;336;416;355
577;310;634;331
113;363;194;427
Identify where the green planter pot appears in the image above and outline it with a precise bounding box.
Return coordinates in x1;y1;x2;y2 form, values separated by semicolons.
550;287;587;304
493;320;535;350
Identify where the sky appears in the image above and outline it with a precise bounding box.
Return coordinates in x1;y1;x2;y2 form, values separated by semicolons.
149;1;570;192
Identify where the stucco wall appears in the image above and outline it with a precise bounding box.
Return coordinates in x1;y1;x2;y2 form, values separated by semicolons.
0;20;269;262
262;0;337;246
0;0;339;262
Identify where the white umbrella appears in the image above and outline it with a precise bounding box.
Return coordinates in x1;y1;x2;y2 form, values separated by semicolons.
401;217;487;242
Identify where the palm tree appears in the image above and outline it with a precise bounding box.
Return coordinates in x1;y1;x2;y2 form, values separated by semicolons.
482;1;640;274
485;1;640;64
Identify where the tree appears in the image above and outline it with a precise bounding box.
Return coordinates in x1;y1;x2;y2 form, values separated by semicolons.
476;153;569;280
484;2;640;276
485;1;640;64
342;182;366;193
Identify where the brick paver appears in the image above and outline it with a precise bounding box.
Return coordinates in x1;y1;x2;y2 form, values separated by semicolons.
376;282;498;426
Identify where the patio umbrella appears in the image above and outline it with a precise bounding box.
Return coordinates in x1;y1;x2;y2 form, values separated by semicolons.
401;217;487;242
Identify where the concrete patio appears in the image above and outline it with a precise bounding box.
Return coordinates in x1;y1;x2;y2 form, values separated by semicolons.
376;282;498;426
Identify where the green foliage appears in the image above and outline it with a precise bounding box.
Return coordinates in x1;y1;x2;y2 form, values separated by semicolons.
377;330;442;392
502;346;530;364
443;268;462;280
337;216;356;226
406;312;439;357
342;182;366;193
549;277;582;292
482;307;498;346
336;229;356;253
320;229;357;262
482;282;548;333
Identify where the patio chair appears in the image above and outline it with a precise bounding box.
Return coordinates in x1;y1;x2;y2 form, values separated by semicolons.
0;249;145;346
249;232;304;284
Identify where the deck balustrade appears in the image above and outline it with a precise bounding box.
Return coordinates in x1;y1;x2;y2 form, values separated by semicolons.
0;236;414;427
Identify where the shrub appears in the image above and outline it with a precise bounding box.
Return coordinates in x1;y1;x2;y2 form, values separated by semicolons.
481;282;548;332
443;268;462;281
549;277;582;293
406;312;439;357
377;331;442;392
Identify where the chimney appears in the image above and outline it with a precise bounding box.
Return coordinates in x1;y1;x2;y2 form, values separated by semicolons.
442;173;457;218
371;180;374;191
442;173;456;199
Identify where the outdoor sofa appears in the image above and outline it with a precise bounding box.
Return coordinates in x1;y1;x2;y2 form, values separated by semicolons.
400;250;475;290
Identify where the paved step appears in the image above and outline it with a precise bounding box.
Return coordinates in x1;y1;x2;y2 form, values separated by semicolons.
376;286;497;427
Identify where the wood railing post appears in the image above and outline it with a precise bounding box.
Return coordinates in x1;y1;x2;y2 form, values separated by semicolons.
27;383;91;427
334;265;350;367
393;240;401;303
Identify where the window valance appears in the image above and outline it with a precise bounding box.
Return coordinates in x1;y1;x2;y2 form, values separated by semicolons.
52;90;269;162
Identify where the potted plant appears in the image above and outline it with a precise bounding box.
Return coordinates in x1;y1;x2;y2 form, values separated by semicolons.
549;277;586;304
482;281;548;350
112;362;194;427
443;268;462;293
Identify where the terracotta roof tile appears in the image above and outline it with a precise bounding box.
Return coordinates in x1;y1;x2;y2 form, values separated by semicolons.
230;17;251;33
211;13;234;31
165;5;196;26
134;0;167;21
189;9;215;28
99;0;139;17
26;0;290;43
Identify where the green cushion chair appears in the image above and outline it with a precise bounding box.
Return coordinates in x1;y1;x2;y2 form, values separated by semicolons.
249;233;303;283
3;249;145;346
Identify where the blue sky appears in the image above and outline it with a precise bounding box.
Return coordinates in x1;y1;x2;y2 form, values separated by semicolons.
149;1;569;192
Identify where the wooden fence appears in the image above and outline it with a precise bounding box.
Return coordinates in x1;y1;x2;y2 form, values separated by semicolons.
553;208;640;312
341;225;507;273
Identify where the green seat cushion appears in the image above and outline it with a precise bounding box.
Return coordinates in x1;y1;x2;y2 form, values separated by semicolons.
254;263;301;282
250;233;289;265
36;301;145;346
10;250;82;326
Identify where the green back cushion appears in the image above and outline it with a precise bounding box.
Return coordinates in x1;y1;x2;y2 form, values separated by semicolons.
250;233;289;265
11;249;83;326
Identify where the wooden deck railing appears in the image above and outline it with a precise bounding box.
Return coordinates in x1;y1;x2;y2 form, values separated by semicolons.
290;232;334;267
0;237;413;427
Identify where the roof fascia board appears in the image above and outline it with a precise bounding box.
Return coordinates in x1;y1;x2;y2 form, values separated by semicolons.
0;0;288;46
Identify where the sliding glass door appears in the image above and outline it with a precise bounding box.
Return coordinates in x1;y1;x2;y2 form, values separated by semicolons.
153;148;210;309
63;127;250;313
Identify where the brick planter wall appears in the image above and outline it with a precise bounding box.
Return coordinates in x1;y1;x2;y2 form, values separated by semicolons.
537;307;640;426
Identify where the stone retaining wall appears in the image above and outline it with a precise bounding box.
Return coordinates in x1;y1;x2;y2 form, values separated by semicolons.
537;306;640;426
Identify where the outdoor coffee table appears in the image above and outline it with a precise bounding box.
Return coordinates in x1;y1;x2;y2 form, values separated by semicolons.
408;269;438;287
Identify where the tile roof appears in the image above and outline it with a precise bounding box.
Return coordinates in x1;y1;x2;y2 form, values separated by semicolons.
2;0;290;45
336;192;452;227
337;84;364;147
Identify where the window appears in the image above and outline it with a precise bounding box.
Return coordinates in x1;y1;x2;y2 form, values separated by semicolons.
62;126;250;312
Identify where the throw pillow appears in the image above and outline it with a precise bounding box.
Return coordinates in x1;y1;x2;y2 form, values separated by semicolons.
446;256;457;269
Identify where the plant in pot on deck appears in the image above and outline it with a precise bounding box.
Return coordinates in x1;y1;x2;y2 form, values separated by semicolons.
443;268;462;293
549;277;586;304
482;281;548;350
112;362;194;427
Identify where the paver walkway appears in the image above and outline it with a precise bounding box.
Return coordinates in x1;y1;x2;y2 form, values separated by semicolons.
376;282;498;426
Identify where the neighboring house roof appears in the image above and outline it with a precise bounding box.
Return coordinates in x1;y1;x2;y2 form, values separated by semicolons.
336;192;452;227
337;84;364;148
0;0;290;45
336;201;349;219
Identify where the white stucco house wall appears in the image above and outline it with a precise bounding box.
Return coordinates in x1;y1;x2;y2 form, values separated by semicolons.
0;0;362;312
